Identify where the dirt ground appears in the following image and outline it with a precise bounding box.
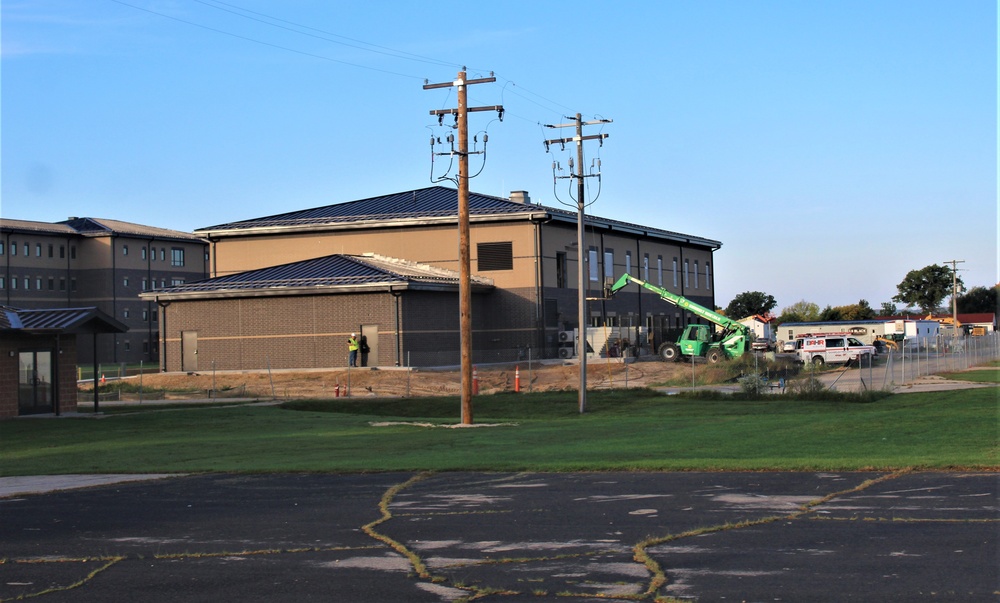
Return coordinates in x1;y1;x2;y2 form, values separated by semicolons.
94;358;695;400
86;358;994;400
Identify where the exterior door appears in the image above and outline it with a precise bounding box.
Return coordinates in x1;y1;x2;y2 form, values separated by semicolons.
361;325;378;368
19;350;54;415
181;331;198;372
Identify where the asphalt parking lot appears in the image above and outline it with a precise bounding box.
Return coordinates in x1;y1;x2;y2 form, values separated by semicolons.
1;471;997;602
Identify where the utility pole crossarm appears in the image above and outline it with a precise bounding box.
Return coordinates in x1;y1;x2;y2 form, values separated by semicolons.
430;106;503;116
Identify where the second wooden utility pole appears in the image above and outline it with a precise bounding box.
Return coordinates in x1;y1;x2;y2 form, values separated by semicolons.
544;114;610;414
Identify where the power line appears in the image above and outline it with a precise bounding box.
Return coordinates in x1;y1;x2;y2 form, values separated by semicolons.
192;0;461;69
108;0;426;80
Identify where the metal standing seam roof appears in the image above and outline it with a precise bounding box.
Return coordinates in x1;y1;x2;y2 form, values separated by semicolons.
195;186;722;249
0;306;128;334
59;217;205;242
140;253;493;298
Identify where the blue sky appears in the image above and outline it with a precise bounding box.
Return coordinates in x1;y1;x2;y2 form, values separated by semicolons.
2;1;996;311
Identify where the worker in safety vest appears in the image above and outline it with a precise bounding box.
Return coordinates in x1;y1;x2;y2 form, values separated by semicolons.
348;333;359;367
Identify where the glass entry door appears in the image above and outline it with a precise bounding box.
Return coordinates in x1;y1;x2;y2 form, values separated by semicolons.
19;350;54;415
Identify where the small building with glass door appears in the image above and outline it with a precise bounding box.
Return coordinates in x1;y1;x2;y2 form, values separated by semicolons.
0;306;127;418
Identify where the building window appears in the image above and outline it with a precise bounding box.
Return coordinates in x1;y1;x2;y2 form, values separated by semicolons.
71;246;76;260
150;247;156;261
60;245;65;259
23;243;29;256
694;261;699;289
123;309;129;319
705;262;711;290
0;277;4;289
476;242;513;271
0;243;4;256
625;251;632;275
123;277;129;288
588;248;598;282
35;277;42;290
152;311;158;323
643;254;649;281
10;242;16;256
59;278;66;291
556;252;568;288
23;277;29;290
141;247;147;260
124;341;131;352
657;256;663;287
48;244;54;258
142;309;148;322
171;278;185;286
684;259;690;288
142;278;148;291
48;277;54;290
35;244;42;257
122;245;129;256
603;249;614;280
161;278;167;288
672;258;678;288
10;276;17;290
171;248;184;267
71;278;77;291
160;249;165;261
143;340;150;354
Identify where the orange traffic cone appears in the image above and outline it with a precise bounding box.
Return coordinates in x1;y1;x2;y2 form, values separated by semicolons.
472;366;479;395
514;365;520;393
100;373;106;385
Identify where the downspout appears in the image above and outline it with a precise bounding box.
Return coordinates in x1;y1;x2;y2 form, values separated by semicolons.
157;298;170;372
390;287;403;366
635;238;642;348
147;237;154;363
111;234;118;363
3;232;9;305
530;215;551;355
66;235;72;305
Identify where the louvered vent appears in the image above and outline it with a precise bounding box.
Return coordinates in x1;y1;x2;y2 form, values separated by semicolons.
477;242;513;271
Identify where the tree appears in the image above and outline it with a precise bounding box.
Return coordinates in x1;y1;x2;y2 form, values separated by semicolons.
893;264;964;315
776;300;820;324
725;291;777;320
956;285;999;314
879;301;898;316
828;299;876;321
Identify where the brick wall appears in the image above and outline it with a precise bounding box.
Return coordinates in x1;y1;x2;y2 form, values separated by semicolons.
0;333;78;419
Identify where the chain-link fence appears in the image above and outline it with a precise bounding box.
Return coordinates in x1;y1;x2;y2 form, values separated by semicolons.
808;332;1000;393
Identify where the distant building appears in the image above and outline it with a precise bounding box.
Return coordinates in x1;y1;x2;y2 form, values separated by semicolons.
0;218;208;365
777;320;940;346
738;315;775;341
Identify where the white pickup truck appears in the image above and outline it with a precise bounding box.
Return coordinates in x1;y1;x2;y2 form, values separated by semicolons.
797;334;876;366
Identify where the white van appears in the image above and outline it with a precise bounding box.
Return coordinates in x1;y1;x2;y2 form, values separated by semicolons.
796;334;876;366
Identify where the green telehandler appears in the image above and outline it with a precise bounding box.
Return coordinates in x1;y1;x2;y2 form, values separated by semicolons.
607;273;752;363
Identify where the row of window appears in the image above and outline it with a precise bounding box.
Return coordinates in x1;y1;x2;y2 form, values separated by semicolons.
0;274;187;292
0;275;76;292
582;248;711;291
121;308;158;323
0;241;77;260
122;277;186;290
121;244;186;266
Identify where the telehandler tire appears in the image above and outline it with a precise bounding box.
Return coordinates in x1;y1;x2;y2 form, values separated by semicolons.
659;343;681;362
706;349;723;364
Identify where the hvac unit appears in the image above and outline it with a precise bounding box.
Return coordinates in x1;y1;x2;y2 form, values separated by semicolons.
558;331;575;343
558;347;574;359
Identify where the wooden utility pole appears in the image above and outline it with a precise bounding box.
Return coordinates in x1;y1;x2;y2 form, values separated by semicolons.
942;259;965;343
544;114;610;413
424;70;500;425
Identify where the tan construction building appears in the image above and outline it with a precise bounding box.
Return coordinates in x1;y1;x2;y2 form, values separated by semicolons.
148;187;722;369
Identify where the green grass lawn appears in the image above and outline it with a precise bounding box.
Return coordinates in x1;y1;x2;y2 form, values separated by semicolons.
938;367;1000;384
1;388;996;476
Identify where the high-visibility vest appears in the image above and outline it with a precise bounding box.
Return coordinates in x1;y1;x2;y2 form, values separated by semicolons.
348;337;359;351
